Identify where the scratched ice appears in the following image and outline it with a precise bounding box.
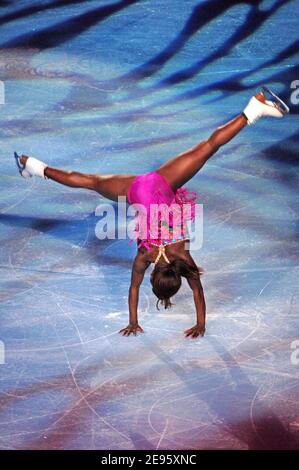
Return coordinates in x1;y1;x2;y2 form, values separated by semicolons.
0;0;299;450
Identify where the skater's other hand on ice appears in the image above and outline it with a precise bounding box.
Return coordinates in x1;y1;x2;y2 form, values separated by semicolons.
184;323;205;339
119;323;144;337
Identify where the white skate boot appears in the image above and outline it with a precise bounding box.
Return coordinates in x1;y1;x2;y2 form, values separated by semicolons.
14;152;48;179
243;85;290;125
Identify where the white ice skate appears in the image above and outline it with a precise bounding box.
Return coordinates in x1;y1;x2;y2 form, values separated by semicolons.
14;152;48;179
243;86;290;125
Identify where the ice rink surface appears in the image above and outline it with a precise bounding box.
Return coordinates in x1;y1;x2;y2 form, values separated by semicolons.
0;0;299;449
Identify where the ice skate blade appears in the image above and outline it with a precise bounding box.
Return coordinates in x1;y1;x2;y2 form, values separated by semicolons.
261;85;290;115
14;151;32;178
14;151;23;175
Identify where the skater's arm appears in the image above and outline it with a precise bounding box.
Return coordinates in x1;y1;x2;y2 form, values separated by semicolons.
128;255;148;323
185;275;206;338
119;252;150;336
189;276;206;327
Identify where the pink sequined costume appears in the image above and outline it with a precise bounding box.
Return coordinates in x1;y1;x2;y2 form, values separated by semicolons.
127;171;197;250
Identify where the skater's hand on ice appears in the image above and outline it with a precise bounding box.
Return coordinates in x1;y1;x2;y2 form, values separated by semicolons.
184;323;205;339
119;323;144;337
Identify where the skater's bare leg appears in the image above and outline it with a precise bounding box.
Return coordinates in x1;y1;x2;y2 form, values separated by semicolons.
19;156;135;202
17;88;287;198
156;92;265;191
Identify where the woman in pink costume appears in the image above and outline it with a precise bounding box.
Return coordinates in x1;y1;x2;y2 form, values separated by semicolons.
14;88;289;338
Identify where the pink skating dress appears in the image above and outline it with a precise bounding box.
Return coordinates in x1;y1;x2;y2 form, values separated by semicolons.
127;171;197;250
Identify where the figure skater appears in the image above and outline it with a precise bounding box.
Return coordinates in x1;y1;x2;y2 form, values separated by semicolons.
14;86;289;338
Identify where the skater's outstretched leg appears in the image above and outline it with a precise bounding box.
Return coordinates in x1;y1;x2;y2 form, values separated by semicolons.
156;88;289;191
156;113;247;191
14;87;288;199
16;155;135;202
